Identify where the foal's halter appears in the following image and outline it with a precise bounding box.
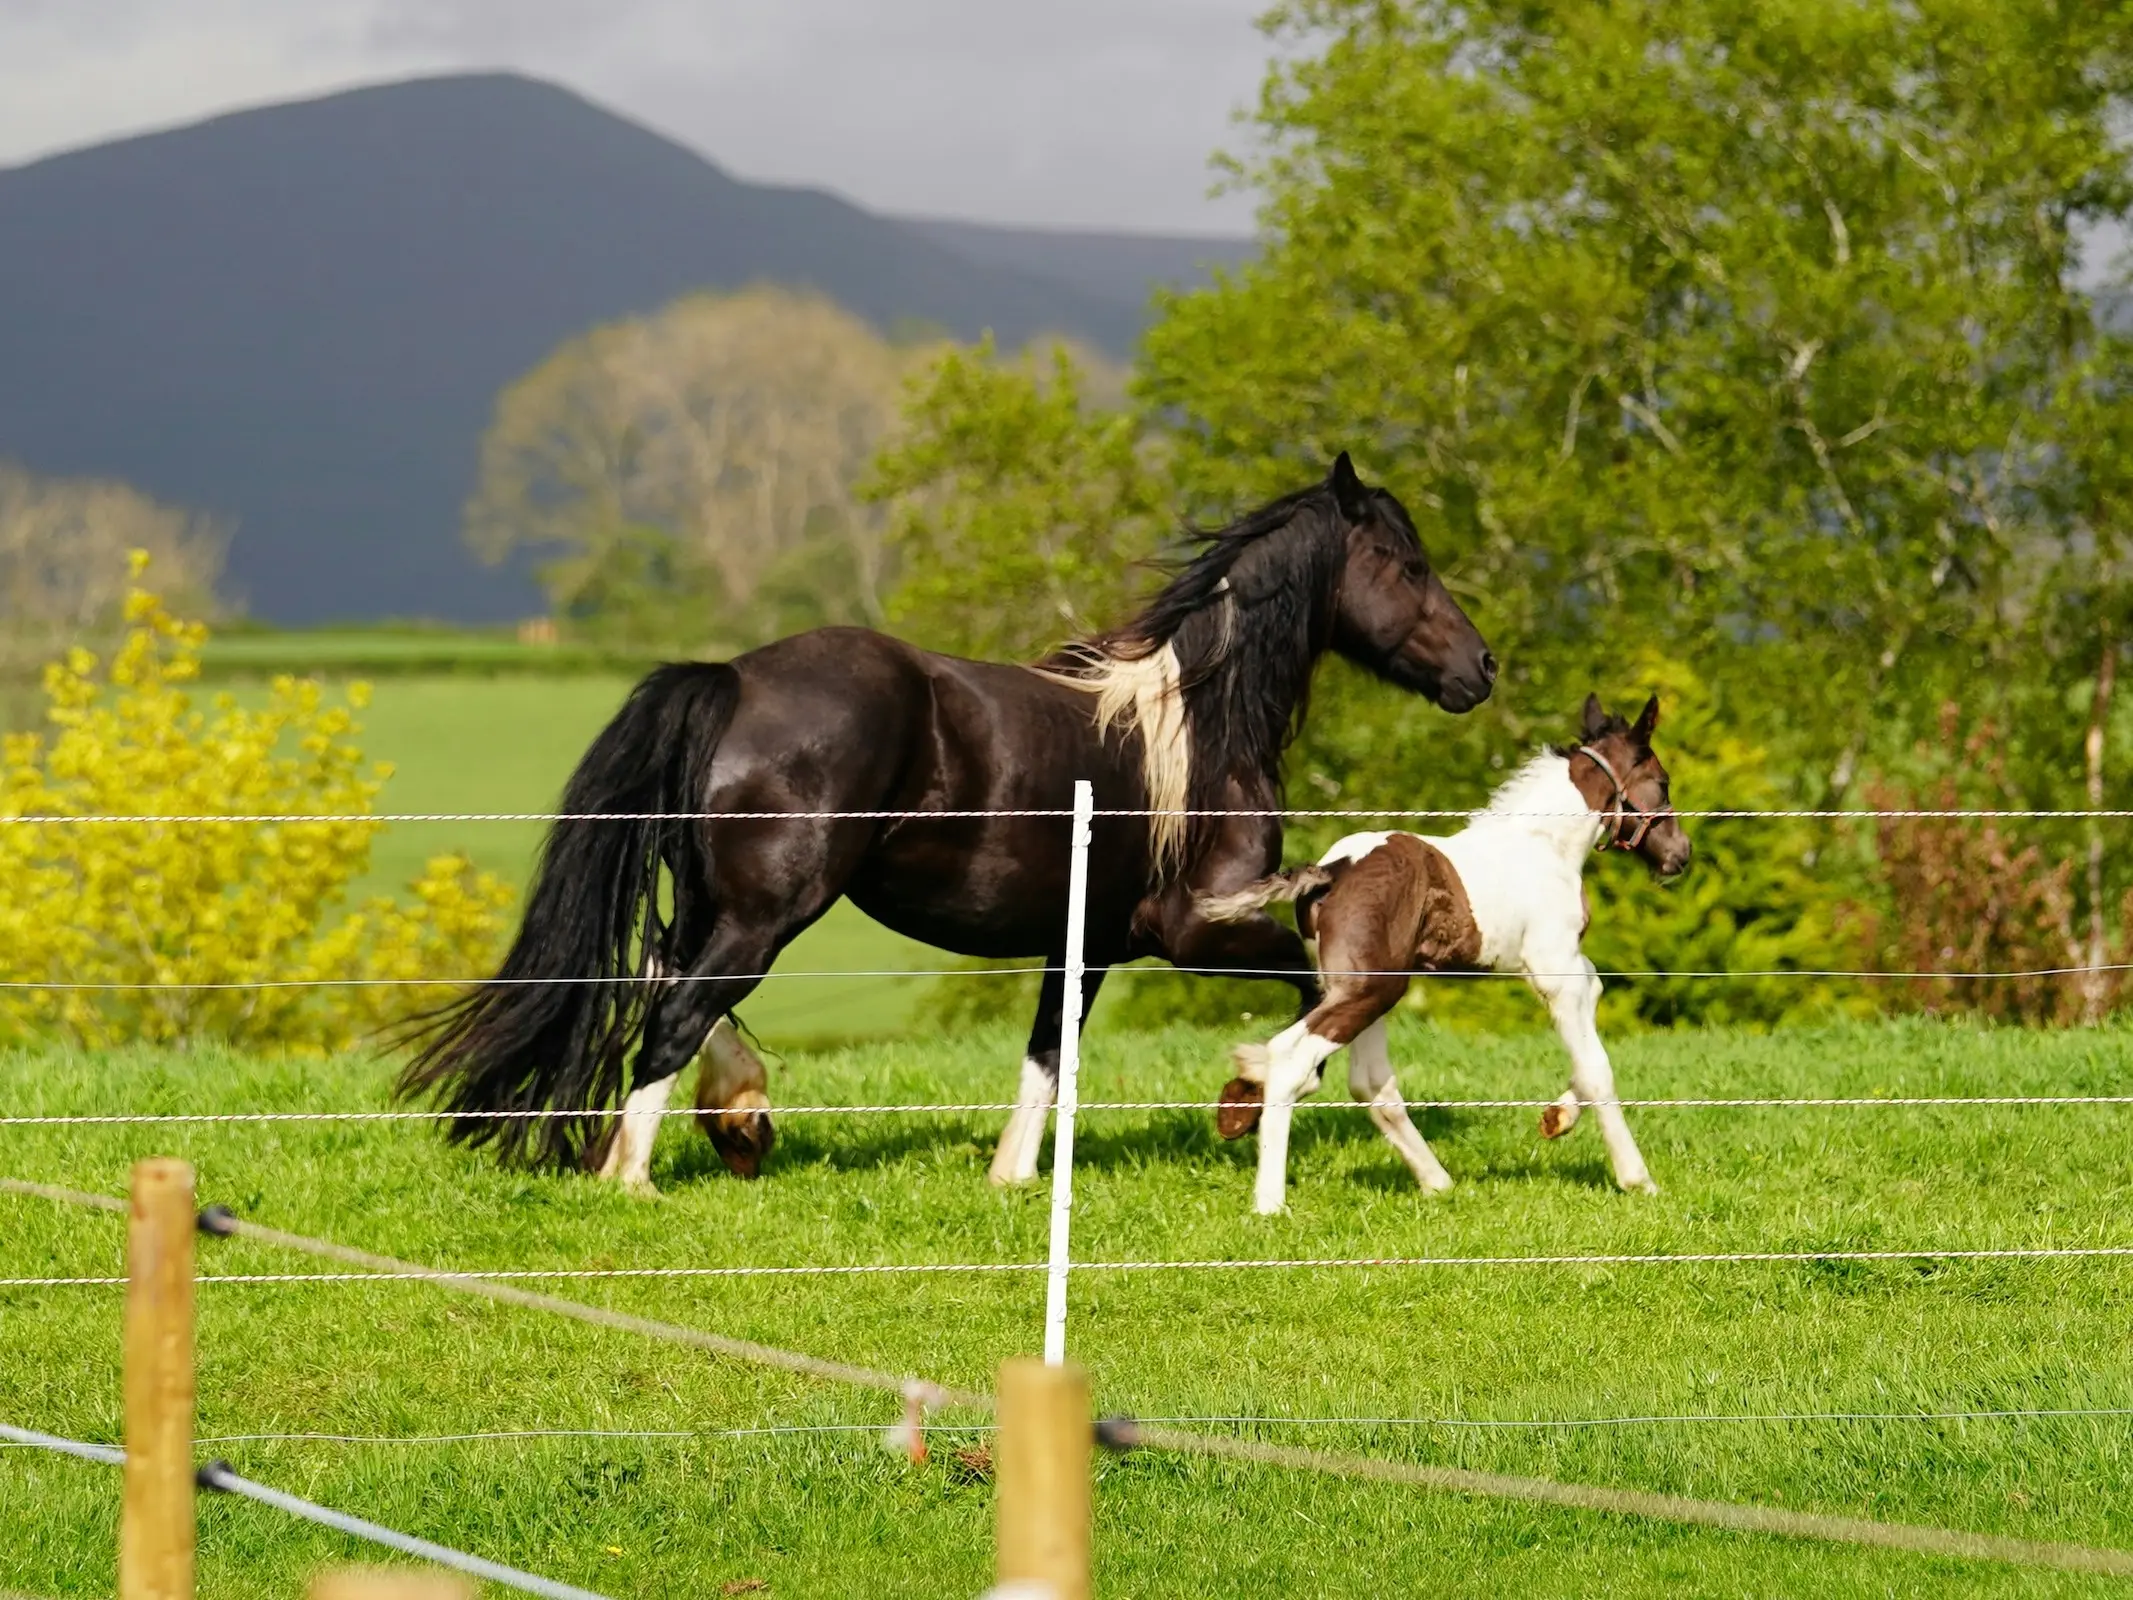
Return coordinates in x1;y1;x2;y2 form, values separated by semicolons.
1575;744;1664;853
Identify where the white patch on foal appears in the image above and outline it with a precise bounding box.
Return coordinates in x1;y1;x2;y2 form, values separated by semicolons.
1248;1019;1343;1214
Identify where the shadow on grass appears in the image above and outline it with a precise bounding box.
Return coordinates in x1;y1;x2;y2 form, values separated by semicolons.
650;1099;1622;1198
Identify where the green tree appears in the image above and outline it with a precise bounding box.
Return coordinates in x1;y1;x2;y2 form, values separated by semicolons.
880;2;2133;1028
1154;2;2131;757
468;288;942;652
864;340;1166;661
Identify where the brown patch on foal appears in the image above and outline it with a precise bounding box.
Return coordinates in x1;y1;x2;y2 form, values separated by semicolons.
1217;835;1481;1139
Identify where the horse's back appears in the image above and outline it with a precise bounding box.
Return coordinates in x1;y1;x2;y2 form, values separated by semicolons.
711;626;1144;956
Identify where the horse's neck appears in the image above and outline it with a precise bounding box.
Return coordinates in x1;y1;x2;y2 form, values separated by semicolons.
1457;753;1602;870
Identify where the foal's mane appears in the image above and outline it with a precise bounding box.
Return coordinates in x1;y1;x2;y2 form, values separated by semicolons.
1479;751;1581;820
1042;479;1416;872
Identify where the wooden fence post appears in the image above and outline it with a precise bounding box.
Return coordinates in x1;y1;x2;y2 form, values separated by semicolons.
121;1157;196;1600
995;1357;1091;1600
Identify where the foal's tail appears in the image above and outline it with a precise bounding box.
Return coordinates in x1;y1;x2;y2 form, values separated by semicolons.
1197;864;1336;924
395;662;742;1169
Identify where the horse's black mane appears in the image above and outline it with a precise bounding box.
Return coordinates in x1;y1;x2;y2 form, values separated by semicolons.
1047;476;1424;835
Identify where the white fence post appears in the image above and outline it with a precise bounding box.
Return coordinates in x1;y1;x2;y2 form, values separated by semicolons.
1042;779;1095;1367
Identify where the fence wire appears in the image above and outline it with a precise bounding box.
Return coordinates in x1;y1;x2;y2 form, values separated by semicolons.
7;1092;2132;1127
14;1175;2133;1579
7;805;2133;822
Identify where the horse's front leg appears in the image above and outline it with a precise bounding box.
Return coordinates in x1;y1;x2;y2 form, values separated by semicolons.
988;961;1111;1187
1347;1019;1454;1194
1527;952;1656;1194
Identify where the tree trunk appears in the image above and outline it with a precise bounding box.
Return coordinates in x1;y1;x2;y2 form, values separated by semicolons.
2082;628;2117;1024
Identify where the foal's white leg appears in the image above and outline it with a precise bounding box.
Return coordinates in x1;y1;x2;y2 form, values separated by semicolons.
1527;954;1655;1194
596;1073;677;1194
988;1058;1056;1187
1347;1020;1454;1194
1253;1020;1342;1215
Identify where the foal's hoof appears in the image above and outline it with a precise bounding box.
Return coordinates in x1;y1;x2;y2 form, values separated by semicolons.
1538;1102;1576;1140
703;1091;774;1179
1215;1077;1264;1140
1619;1174;1659;1196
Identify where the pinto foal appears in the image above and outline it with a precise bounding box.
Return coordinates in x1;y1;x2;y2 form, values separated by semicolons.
1204;694;1692;1214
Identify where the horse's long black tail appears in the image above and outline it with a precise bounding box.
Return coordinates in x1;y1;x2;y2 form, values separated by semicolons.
395;662;741;1169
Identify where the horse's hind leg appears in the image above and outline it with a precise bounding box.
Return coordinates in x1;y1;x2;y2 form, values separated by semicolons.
1250;972;1405;1214
595;1073;680;1195
989;962;1109;1186
1347;1019;1453;1194
612;917;786;1189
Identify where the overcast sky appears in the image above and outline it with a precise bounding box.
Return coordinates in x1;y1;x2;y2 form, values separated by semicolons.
0;0;1269;234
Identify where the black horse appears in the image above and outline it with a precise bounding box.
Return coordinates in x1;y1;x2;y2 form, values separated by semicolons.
400;453;1495;1190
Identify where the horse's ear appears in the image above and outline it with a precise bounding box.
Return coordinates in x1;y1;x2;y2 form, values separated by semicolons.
1633;694;1661;743
1580;693;1608;742
1329;451;1372;523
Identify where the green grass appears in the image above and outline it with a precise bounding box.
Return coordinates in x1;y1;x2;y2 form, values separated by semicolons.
232;672;939;1042
6;1017;2133;1596
197;630;658;679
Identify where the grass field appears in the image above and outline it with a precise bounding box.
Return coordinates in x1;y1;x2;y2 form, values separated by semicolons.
7;1016;2133;1597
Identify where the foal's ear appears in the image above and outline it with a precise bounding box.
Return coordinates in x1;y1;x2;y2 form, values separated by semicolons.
1632;694;1661;743
1580;693;1608;742
1329;451;1372;523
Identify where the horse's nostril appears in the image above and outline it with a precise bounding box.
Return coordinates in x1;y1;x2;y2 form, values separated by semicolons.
1479;650;1498;683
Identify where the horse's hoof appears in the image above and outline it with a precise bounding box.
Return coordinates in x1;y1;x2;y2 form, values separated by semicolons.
621;1177;662;1200
1620;1175;1659;1196
1216;1076;1264;1140
1538;1103;1575;1140
703;1090;774;1180
711;1125;772;1179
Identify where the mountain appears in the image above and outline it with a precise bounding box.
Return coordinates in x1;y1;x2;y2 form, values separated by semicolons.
907;218;1253;308
0;74;1250;623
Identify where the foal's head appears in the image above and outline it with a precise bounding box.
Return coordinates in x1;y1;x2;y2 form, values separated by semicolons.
1566;694;1692;877
1323;454;1496;712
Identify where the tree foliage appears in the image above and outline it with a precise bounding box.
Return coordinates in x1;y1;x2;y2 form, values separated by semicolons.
879;0;2133;1027
468;287;943;651
0;463;225;724
864;340;1163;661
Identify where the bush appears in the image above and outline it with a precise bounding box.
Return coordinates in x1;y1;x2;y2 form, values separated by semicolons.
1863;705;2122;1025
0;560;514;1050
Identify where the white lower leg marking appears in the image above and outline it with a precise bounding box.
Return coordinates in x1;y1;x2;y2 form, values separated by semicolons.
1530;957;1654;1193
1253;1022;1340;1215
1347;1021;1453;1193
988;1057;1055;1186
599;1074;677;1192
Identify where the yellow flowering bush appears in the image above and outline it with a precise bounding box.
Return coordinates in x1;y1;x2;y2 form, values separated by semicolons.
0;558;514;1050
